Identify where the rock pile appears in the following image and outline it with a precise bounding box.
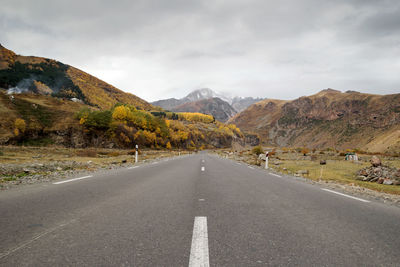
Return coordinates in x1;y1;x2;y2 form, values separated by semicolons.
356;156;400;185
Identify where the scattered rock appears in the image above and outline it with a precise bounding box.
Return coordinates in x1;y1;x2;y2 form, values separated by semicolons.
320;160;326;165
121;159;127;163
370;156;381;167
56;167;62;171
357;164;400;185
383;179;393;185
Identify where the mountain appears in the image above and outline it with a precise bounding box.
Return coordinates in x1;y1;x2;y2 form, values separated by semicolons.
229;89;400;154
0;45;252;149
151;98;182;111
231;96;263;112
0;44;153;110
151;88;263;121
171;97;237;122
184;88;231;103
152;88;229;110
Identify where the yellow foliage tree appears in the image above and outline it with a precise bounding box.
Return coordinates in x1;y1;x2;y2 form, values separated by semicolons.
112;106;130;121
166;141;172;150
14;118;26;136
177;112;214;123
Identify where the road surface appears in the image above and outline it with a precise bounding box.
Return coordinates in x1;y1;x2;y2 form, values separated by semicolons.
1;153;400;266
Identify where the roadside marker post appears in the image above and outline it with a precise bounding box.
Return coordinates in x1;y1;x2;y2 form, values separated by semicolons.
135;144;138;163
265;151;269;169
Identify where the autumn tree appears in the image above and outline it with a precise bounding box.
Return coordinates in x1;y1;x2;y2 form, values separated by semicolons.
14;118;26;136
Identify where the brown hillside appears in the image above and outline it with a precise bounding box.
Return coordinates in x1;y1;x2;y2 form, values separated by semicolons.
230;89;400;153
66;67;152;110
0;44;153;111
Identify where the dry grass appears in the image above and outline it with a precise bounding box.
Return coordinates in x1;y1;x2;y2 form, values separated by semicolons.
218;148;400;195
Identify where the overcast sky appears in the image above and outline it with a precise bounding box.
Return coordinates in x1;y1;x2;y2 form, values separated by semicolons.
1;0;400;101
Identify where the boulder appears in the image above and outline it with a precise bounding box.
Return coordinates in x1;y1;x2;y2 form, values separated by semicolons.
383;179;393;185
320;160;326;165
377;177;384;184
370;156;381;167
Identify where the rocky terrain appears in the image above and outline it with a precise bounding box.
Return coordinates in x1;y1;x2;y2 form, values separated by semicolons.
230;89;400;154
357;156;400;185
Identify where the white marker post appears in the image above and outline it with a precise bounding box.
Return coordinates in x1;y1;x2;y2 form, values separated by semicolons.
135;144;138;163
265;151;269;169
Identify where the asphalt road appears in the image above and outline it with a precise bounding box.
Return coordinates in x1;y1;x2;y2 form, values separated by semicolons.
1;153;400;266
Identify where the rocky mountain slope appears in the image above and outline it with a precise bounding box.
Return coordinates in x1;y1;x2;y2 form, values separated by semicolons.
171;97;237;122
230;89;400;154
0;44;153;110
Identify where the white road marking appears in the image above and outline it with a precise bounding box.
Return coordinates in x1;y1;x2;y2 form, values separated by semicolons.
269;173;281;177
198;199;205;201
189;217;210;267
53;175;93;185
201;159;205;163
248;166;254;169
201;167;205;172
128;166;139;169
322;188;370;203
152;162;158;165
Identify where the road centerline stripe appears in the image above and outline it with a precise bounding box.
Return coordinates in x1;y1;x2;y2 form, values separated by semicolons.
322;188;370;203
189;216;209;267
201;167;205;172
53;175;93;185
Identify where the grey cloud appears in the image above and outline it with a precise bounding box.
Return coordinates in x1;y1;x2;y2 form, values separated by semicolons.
1;0;399;102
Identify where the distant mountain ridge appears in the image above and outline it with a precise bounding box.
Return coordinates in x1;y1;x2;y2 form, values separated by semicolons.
152;88;263;121
229;89;400;154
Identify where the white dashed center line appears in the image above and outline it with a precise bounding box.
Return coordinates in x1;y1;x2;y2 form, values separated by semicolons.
322;188;370;203
201;167;205;172
53;175;93;185
189;217;209;267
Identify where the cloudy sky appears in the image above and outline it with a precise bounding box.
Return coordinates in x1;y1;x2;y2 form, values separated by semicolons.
1;0;399;101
